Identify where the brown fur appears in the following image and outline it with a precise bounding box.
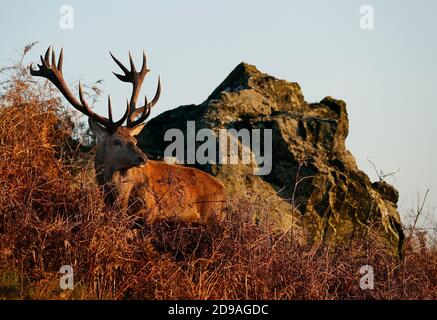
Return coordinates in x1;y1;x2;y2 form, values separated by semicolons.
93;125;227;228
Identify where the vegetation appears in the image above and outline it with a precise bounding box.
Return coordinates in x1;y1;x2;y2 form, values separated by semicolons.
0;46;436;300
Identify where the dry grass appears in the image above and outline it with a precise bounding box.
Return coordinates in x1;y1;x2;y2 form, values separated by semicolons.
0;46;436;300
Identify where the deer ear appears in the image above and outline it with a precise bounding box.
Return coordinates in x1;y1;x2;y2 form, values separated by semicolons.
88;118;108;142
130;124;145;137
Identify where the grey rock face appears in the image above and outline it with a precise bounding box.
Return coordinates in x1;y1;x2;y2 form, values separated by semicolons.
137;62;404;253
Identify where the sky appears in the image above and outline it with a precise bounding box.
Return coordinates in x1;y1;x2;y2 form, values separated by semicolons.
1;0;436;227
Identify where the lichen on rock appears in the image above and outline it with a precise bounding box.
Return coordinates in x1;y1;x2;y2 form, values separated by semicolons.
137;62;404;255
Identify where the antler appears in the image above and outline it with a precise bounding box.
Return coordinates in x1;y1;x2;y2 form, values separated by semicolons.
30;46;130;132
110;51;161;128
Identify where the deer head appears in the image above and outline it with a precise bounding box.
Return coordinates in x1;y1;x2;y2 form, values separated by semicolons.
30;46;161;171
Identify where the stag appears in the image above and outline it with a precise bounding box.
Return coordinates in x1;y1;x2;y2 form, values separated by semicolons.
30;47;226;228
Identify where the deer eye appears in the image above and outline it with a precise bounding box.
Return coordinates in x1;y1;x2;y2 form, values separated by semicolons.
112;139;122;146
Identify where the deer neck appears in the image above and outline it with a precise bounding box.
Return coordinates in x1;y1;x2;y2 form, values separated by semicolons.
95;164;143;207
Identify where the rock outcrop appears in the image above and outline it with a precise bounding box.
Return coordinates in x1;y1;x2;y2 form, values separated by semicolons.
137;62;404;253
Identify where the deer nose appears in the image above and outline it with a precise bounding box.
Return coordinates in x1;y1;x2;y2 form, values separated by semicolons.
136;154;147;165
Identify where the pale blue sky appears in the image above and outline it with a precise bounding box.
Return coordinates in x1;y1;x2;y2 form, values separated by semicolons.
1;0;436;226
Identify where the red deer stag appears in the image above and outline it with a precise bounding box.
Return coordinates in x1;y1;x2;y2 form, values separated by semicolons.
30;47;226;229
